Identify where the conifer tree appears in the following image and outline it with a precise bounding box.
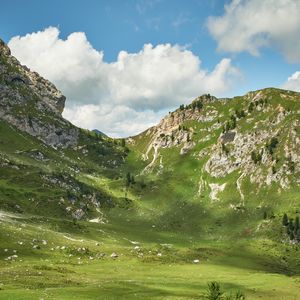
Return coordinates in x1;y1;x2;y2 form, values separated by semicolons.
287;219;294;239
126;172;131;187
282;213;289;226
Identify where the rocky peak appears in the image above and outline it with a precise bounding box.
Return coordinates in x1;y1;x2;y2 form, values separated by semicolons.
0;38;78;148
136;88;300;192
0;38;11;56
0;38;65;115
137;94;220;173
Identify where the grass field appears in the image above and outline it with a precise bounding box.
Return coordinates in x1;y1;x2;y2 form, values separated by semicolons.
0;210;300;299
1;88;300;299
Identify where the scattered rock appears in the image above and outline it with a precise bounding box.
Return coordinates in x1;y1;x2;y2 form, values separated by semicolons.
111;252;118;259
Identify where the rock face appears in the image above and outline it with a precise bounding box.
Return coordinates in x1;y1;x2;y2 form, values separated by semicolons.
0;38;78;148
134;88;300;197
138;95;218;173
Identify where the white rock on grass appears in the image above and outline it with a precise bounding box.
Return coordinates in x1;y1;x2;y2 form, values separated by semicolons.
111;252;118;259
5;255;18;261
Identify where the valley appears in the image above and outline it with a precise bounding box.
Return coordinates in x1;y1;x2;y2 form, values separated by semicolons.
0;38;300;299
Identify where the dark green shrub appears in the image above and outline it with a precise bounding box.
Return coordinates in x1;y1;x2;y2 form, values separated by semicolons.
206;281;223;300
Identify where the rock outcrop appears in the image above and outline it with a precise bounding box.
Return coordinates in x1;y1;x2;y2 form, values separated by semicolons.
138;95;218;173
0;38;78;148
135;88;300;195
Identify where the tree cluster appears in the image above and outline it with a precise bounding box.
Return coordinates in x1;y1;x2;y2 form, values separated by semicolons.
223;115;237;132
179;99;204;111
248;98;268;113
266;137;278;155
188;100;203;111
235;109;246;119
178;125;188;131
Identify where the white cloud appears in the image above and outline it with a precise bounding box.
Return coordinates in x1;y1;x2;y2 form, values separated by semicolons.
63;104;164;137
207;0;300;63
9;27;240;137
9;27;108;104
282;71;300;92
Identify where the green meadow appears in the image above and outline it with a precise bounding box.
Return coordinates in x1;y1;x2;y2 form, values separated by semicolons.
1;88;300;299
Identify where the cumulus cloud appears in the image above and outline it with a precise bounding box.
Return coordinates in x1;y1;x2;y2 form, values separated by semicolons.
9;27;240;137
9;27;108;104
282;71;300;92
207;0;300;63
63;104;164;137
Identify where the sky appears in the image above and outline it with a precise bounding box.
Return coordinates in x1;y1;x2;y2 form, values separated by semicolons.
1;0;300;137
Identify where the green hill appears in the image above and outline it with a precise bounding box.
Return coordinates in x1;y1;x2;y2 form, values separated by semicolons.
0;38;299;299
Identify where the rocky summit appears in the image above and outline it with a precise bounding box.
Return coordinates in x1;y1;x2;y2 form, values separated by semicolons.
0;38;300;299
0;38;78;148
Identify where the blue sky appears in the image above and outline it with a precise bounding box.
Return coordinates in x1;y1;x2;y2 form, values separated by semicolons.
1;0;300;136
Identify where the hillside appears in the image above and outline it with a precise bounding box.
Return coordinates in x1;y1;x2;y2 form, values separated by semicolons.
0;38;300;299
0;38;129;220
125;89;300;236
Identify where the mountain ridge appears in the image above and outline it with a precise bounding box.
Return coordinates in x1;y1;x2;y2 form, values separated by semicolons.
0;37;300;299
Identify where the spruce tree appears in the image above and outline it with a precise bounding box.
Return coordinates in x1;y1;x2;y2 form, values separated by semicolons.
287;219;294;239
126;172;131;187
282;213;289;226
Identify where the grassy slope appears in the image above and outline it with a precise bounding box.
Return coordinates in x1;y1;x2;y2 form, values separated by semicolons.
0;212;300;299
0;89;300;299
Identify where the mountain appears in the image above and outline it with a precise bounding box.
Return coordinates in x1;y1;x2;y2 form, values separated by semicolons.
130;88;300;195
123;88;300;239
0;38;128;219
0;38;299;299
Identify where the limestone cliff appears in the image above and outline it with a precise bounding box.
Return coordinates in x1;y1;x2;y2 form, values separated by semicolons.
133;88;300;197
0;38;78;148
